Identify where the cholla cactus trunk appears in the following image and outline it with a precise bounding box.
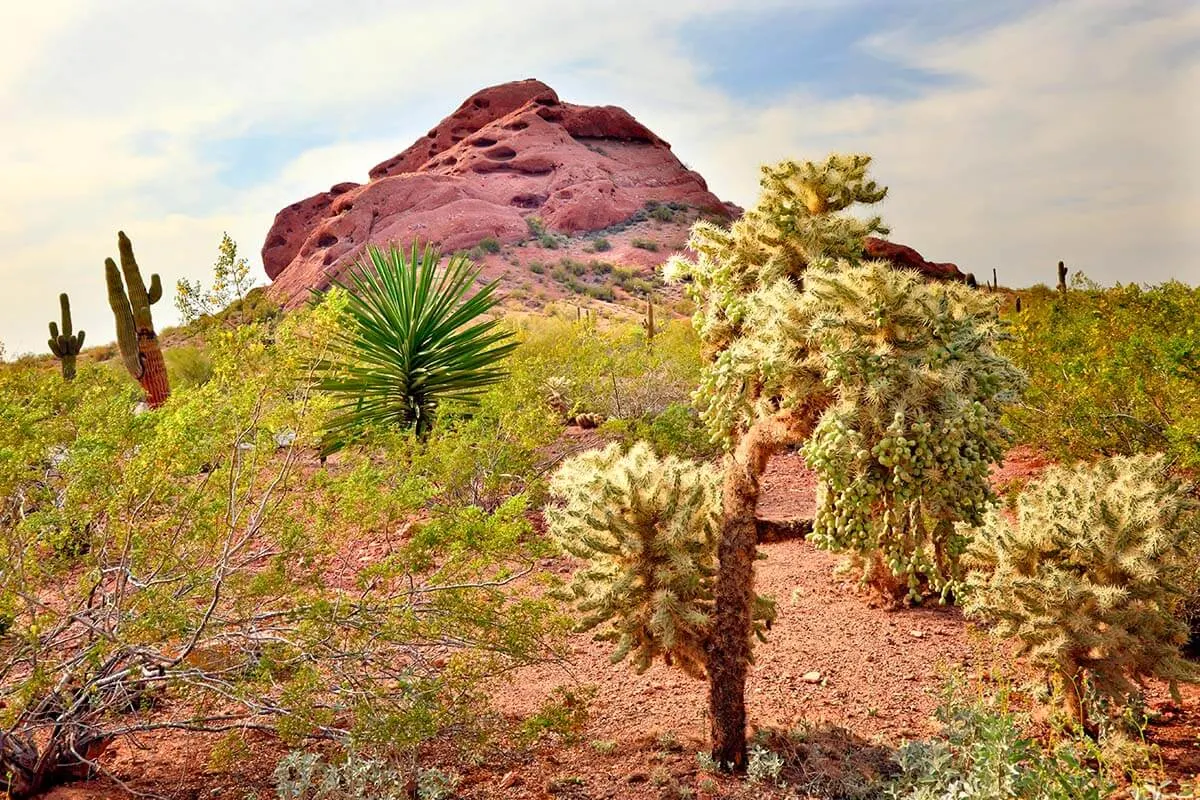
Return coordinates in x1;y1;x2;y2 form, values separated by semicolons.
106;231;170;408
708;402;824;769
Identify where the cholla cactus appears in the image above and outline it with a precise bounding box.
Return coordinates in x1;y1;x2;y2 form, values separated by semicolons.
963;454;1200;730
546;442;773;677
800;264;1026;602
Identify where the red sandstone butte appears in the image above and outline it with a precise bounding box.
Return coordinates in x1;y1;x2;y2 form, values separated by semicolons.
263;79;736;307
863;236;966;282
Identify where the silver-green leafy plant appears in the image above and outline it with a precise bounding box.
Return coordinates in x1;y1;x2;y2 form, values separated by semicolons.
546;441;773;678
963;454;1200;731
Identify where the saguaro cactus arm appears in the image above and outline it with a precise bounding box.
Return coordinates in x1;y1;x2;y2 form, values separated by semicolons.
47;293;84;380
105;231;170;407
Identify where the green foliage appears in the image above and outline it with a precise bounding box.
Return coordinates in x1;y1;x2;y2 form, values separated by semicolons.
547;442;773;677
518;685;596;745
631;237;659;251
801;264;1026;601
273;750;459;800
165;345;215;389
478;236;502;254
587;237;612;253
516;314;702;421
885;682;1114;800
964;454;1200;722
175;232;258;326
46;293;84;380
603;402;721;461
0;297;563;796
1003;279;1200;468
318;243;516;450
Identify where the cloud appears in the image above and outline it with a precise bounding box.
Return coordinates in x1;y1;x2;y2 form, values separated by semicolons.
0;0;1196;356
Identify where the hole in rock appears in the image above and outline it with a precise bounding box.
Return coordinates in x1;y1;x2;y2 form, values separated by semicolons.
484;146;516;161
316;233;338;248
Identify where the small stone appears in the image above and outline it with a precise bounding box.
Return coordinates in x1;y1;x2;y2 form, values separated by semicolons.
626;771;649;784
802;671;823;683
499;771;521;788
910;629;926;638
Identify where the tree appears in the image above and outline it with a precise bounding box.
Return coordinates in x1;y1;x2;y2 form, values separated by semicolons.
317;243;516;452
664;155;1020;767
963;454;1200;732
175;232;257;326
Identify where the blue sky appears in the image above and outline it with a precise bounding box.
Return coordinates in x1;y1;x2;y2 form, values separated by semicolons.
1;0;1197;356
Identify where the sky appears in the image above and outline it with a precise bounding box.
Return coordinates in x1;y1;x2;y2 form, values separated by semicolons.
2;0;1197;356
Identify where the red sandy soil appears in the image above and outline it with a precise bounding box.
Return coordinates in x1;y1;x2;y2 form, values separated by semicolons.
42;447;1200;799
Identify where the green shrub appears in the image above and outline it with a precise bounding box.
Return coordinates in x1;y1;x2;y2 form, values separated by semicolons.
964;454;1200;729
165;345;214;389
1003;279;1200;468
518;685;596;745
528;261;545;274
885;682;1113;800
478;236;502;254
631;238;659;252
588;237;612;253
650;204;676;223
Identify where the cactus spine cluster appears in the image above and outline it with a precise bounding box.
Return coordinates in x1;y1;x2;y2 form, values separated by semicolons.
546;442;773;678
47;293;84;381
963;454;1200;731
105;231;170;408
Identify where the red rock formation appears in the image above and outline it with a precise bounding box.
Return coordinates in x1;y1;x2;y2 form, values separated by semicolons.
863;236;967;283
264;79;734;307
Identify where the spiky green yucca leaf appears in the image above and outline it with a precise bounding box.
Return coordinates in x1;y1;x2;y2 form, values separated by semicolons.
963;454;1200;715
318;243;516;451
546;442;773;677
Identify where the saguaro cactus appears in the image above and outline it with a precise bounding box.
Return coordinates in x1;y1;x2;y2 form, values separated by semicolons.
1057;260;1068;294
47;293;85;380
106;231;170;408
643;299;655;342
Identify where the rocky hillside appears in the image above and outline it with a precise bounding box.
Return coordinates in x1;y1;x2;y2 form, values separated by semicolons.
262;79;966;310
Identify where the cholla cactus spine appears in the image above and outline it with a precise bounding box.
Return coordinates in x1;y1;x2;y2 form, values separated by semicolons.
546;442;772;678
47;293;85;380
963;454;1200;730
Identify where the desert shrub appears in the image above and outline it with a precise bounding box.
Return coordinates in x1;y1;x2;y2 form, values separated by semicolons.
584;284;615;302
799;265;1026;602
631;238;659;252
546;442;772;676
0;303;562;798
165;344;214;388
317;243;516;450
963;454;1200;730
517;685;596;745
601;402;720;461
512;314;701;421
478;236;502;254
528;261;545;274
587;237;612;253
1003;279;1200;468
175;232;261;327
885;682;1113;800
273;750;460;800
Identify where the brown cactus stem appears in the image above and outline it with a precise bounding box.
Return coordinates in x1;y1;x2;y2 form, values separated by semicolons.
706;398;826;770
137;331;170;408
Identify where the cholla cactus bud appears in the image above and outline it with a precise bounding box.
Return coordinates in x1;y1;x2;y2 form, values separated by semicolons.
546;442;773;677
963;454;1200;730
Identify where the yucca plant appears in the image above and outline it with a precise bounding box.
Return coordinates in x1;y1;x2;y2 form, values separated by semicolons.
318;242;516;452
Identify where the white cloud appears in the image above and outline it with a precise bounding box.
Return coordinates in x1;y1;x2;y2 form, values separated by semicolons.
1;0;1196;356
